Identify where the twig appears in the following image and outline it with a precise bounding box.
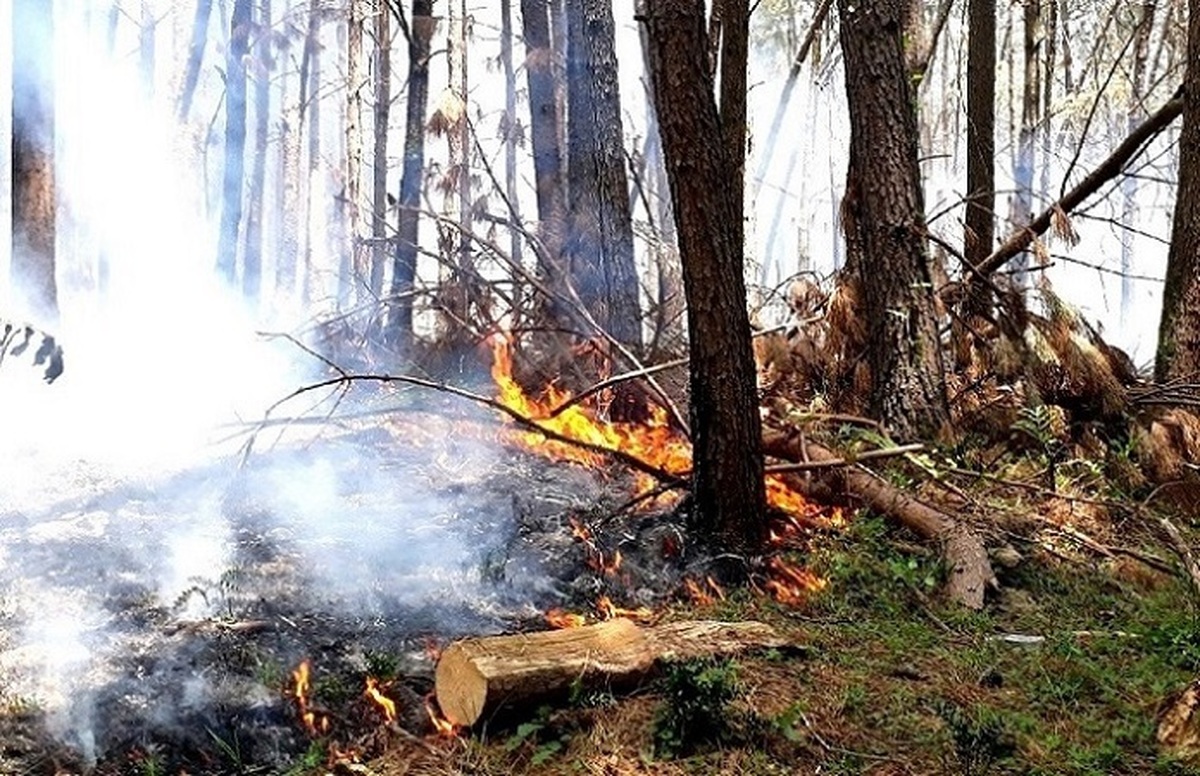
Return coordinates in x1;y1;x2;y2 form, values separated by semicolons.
1158;516;1200;596
764;444;925;474
544;358;688;419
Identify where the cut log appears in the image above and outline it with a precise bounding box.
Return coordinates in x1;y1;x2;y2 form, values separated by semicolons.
1159;679;1200;765
762;430;997;609
434;619;790;727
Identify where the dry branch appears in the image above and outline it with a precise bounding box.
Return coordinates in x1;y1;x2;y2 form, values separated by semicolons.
434;618;790;727
763;431;997;609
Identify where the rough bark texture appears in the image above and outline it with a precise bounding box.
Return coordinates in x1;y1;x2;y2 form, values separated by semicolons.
521;0;567;274
762;431;997;609
1156;2;1200;381
178;0;213;120
387;0;434;351
837;0;949;439
717;0;748;252
435;619;789;727
216;0;251;286
343;0;366;306
965;0;996;272
565;0;641;352
643;0;768;555
11;0;58;321
370;0;391;302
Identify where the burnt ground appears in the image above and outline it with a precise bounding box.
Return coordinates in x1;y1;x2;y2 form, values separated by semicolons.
0;407;712;775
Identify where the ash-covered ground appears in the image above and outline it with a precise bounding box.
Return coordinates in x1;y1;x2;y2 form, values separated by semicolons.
0;408;698;774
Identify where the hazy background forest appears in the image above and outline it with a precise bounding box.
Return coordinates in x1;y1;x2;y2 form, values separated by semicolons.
0;0;1185;364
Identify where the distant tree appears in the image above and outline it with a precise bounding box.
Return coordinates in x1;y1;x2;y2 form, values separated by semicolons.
370;0;392;303
387;0;436;351
342;0;367;307
564;0;641;359
12;0;58;321
243;0;271;304
216;0;252;287
520;0;567;274
643;0;768;557
1156;1;1200;381
837;0;949;438
178;0;213;120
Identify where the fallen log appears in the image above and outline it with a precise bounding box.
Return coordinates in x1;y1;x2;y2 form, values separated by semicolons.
434;619;790;728
762;430;997;609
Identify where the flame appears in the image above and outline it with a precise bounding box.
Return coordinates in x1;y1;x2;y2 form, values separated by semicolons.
596;595;654;622
683;575;727;606
425;694;459;737
545;608;587;629
291;660;329;736
489;334;818;519
365;677;397;723
763;557;827;606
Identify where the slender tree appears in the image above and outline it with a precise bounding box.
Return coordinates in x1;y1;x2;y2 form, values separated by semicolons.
1121;2;1157;320
1011;0;1041;282
643;0;768;557
837;0;950;438
963;0;996;332
178;0;213;120
370;0;392;302
342;0;366;306
12;0;58;320
387;0;436;350
1155;0;1200;381
243;0;271;304
521;0;567;274
216;0;252;286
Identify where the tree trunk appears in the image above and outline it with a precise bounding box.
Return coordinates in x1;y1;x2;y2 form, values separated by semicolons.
718;0;748;253
387;0;435;351
1155;0;1200;381
178;0;213;120
343;0;366;307
1121;2;1156;322
297;0;322;304
370;0;391;304
216;0;252;286
565;0;641;357
243;0;271;305
837;0;949;439
11;0;58;321
521;0;567;275
643;0;768;558
501;0;522;273
1010;0;1040;283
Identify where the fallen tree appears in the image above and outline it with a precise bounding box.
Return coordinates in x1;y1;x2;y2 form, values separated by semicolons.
762;430;997;609
434;618;790;728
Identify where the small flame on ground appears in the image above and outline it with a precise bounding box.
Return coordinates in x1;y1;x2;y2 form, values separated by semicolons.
365;677;397;722
545;608;588;629
683;575;727;606
292;660;329;736
763;557;827;606
425;694;459;737
596;595;654;622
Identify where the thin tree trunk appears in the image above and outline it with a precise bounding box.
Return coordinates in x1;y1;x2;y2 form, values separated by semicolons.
1011;0;1040;282
501;0;523;279
11;0;57;321
343;0;366;306
961;0;996;347
1121;2;1156;322
1039;0;1057;204
243;0;271;304
643;0;768;557
179;0;214;120
370;0;392;303
217;0;252;286
387;0;434;351
521;0;567;275
718;0;749;259
297;0;322;304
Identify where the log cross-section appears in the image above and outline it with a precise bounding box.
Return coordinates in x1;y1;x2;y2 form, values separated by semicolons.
434;619;790;727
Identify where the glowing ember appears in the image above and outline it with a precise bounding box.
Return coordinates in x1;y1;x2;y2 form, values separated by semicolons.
545;608;588;629
489;334;819;519
365;677;397;723
596;595;654;622
425;694;458;737
291;660;329;736
763;557;827;606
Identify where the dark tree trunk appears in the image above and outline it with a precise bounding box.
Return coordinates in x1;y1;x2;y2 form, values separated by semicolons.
565;0;641;353
718;0;748;255
959;0;996;354
217;0;252;286
370;0;392;303
178;0;213;120
643;0;767;557
837;0;949;438
521;0;567;274
387;0;435;351
243;0;271;304
1156;0;1200;381
11;0;57;321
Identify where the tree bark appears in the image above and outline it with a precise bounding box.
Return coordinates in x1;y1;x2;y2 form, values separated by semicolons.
1156;2;1200;381
370;0;392;303
387;0;435;351
965;0;996;274
1121;2;1156;321
718;0;748;252
243;0;271;304
501;0;522;275
11;0;57;321
1010;0;1040;282
343;0;366;306
435;619;789;728
216;0;252;286
565;0;642;355
643;0;767;556
521;0;567;276
837;0;949;438
178;0;213;120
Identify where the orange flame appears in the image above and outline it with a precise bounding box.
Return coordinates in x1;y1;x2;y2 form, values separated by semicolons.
489;334;818;519
365;677;397;723
763;557;827;606
545;608;587;629
596;595;654;622
291;660;329;736
425;694;459;737
683;575;727;606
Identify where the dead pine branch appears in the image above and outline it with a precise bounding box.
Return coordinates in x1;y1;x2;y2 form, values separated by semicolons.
762;430;997;609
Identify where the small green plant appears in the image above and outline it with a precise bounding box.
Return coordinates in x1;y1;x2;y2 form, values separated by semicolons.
282;740;326;776
932;700;1015;776
652;658;740;758
504;706;571;766
364;650;401;681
